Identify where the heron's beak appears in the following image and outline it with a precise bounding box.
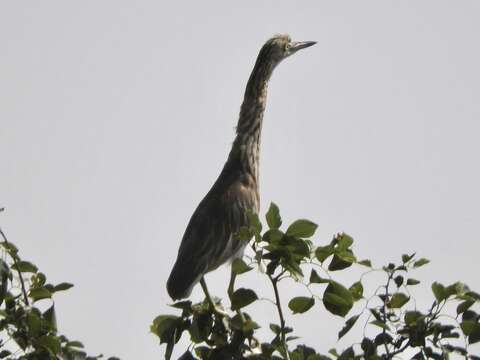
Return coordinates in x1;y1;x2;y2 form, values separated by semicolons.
290;41;317;54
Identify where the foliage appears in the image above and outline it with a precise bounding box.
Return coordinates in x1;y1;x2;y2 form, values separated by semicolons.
0;221;118;360
152;203;480;360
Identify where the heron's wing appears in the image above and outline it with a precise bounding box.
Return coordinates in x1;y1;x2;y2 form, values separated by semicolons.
167;178;257;299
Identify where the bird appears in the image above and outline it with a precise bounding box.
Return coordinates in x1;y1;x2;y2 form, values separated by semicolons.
167;34;316;309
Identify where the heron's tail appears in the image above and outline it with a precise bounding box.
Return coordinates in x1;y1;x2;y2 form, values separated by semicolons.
167;258;204;300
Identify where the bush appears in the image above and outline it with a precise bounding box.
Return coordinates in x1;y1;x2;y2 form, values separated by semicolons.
152;203;480;360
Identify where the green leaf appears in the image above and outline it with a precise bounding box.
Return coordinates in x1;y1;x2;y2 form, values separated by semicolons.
349;282;363;301
357;259;372;267
338;314;360;339
247;211;262;234
44;304;57;331
369;320;390;331
309;269;329;284
29;287;52;302
315;245;334;263
457;300;475;315
328;254;353;271
413;258;430;268
388;292;410;308
269;323;281;334
66;341;84;348
26;310;42;337
231;288;258;310
406;278;420;286
288;296;315;314
323;281;354;317
150;315;179;344
336;233;353;251
336;249;356;263
432;282;446;302
404;311;423;325
263;229;284;243
469;323;480;344
286;219;318;238
461;320;476;336
232;258;252;275
402;253;415;263
12;261;38;273
37;335;61;355
266;202;282;229
234;226;252;241
54;282;74;292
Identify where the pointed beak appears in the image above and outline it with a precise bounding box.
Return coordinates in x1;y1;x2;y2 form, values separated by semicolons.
290;41;317;53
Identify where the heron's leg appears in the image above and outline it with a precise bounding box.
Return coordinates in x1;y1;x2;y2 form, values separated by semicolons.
227;267;236;299
228;266;246;323
200;277;227;317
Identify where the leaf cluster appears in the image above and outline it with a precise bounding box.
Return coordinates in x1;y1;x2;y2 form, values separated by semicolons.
153;203;480;360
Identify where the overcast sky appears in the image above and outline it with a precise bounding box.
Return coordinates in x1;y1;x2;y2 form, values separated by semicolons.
1;1;479;359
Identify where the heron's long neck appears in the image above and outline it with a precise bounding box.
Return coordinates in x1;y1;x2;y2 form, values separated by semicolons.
228;60;275;181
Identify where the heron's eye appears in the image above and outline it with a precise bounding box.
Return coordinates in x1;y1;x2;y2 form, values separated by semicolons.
285;43;291;51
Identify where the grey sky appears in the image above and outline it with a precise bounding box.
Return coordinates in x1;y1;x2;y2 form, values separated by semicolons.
1;1;479;358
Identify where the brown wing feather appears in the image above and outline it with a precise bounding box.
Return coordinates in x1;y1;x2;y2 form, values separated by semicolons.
167;175;258;300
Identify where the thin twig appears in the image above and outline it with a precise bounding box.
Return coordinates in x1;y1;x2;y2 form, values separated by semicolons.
0;227;29;306
269;275;290;360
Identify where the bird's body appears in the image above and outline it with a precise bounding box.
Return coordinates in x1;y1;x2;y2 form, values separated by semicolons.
167;35;315;300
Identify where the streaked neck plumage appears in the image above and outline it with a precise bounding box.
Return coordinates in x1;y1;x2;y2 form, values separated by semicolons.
228;57;276;182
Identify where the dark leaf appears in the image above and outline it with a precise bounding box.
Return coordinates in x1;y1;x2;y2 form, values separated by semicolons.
323;281;353;317
231;288;258;310
288;296;315;314
0;350;11;358
338;314;359;339
286;219;318;238
337;347;354;360
266;202;282;229
394;275;404;288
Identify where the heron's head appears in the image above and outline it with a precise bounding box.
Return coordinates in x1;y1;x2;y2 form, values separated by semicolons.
259;34;316;67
